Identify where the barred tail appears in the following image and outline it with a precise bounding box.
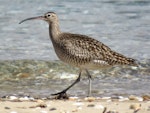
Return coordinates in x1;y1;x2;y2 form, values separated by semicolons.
125;57;138;66
110;51;138;66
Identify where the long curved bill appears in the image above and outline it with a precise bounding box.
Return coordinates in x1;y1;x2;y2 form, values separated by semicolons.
19;16;44;24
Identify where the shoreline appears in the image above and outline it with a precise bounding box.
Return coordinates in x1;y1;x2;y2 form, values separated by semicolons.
0;95;150;113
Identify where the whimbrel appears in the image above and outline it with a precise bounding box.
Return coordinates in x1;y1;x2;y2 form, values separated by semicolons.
19;12;137;99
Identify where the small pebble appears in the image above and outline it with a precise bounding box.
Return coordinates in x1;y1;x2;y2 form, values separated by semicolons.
30;103;47;108
128;95;142;101
50;107;57;111
9;96;18;100
111;96;124;99
5;106;11;109
73;102;84;106
87;104;95;107
29;106;36;108
37;99;45;103
142;95;150;101
19;96;30;101
29;97;35;101
101;97;111;100
69;96;79;101
40;110;48;113
136;97;143;101
72;109;78;112
131;66;138;70
119;97;129;101
118;96;124;99
36;103;47;108
84;97;95;102
130;103;141;111
107;111;119;113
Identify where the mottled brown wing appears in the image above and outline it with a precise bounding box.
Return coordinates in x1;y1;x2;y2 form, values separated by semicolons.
61;33;113;63
61;33;137;66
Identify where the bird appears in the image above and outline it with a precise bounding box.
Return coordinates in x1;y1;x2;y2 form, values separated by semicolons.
19;12;137;99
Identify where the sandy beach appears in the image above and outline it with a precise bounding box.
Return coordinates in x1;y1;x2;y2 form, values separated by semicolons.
0;96;150;113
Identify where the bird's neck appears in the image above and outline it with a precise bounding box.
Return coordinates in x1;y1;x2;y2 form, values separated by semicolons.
49;22;61;41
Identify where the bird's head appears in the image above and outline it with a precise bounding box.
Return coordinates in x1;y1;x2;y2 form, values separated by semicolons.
19;12;58;24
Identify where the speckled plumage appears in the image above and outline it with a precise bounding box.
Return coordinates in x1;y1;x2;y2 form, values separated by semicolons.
52;32;136;70
20;12;137;98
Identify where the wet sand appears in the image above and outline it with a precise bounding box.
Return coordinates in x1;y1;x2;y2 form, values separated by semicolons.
0;96;150;113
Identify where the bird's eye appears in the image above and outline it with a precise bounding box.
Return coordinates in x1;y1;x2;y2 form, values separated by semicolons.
47;14;51;17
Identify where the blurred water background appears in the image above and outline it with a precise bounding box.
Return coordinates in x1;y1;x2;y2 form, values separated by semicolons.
0;0;149;97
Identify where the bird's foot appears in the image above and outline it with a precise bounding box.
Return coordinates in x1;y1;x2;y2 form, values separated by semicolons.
51;91;69;99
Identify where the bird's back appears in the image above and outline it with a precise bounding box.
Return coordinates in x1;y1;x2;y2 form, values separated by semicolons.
52;33;137;69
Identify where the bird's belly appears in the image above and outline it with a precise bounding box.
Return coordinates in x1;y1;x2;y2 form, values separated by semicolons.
54;46;112;70
56;52;111;69
79;63;112;70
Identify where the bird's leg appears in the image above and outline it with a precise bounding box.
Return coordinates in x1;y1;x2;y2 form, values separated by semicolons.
85;69;92;97
51;70;82;99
